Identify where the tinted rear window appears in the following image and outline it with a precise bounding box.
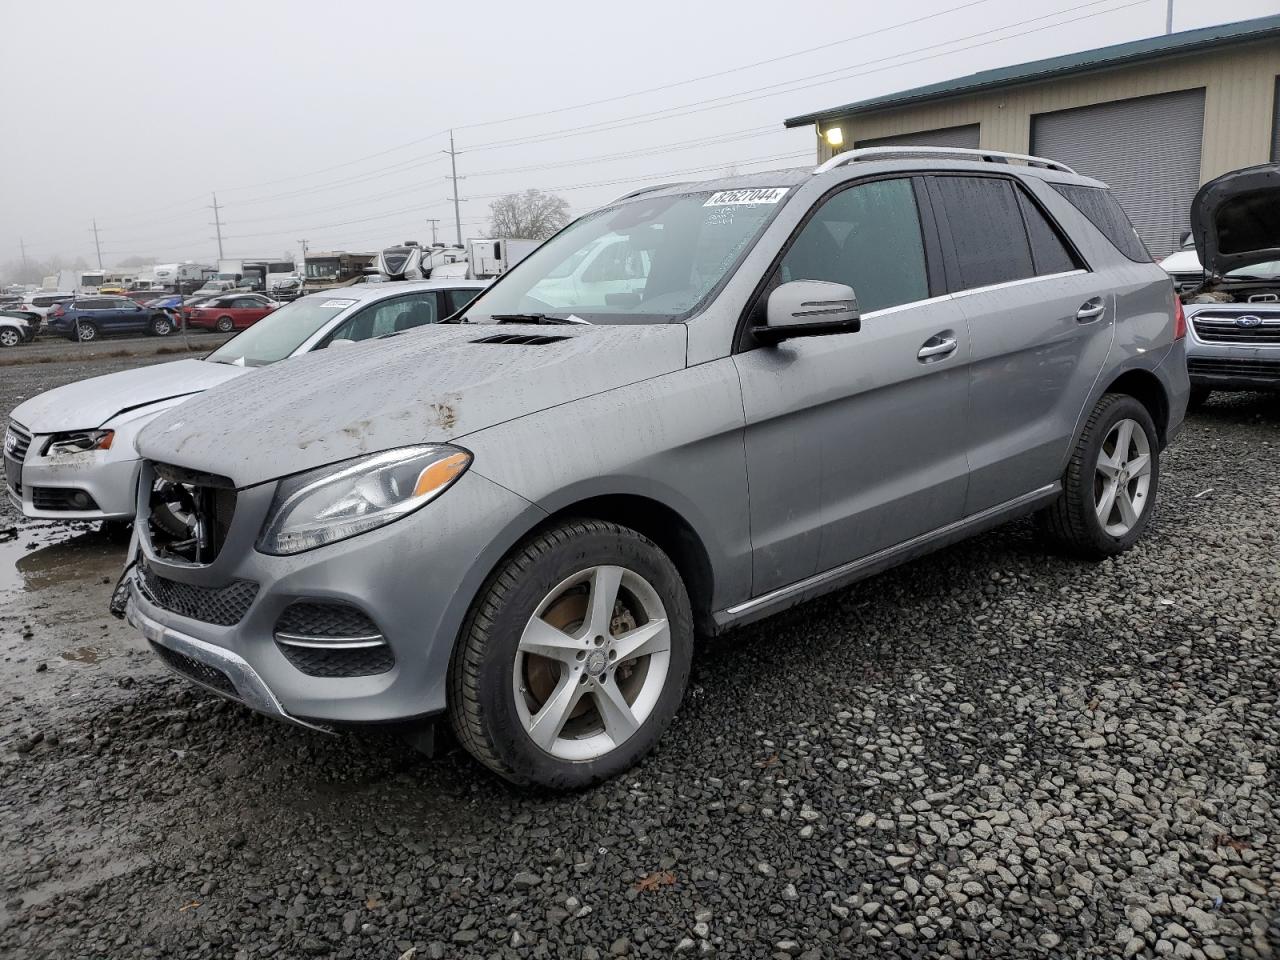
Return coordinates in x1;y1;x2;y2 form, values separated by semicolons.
931;176;1034;291
1050;183;1152;263
1017;190;1082;275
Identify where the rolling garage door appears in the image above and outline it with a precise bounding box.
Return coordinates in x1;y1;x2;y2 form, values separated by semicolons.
857;123;981;150
1032;89;1205;257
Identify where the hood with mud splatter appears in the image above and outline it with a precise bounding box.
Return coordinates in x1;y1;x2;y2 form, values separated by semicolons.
136;323;688;487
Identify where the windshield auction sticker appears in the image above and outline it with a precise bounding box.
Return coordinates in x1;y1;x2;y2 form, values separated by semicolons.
320;299;358;308
703;187;789;207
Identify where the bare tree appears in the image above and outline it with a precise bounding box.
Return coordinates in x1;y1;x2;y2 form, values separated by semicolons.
487;189;570;240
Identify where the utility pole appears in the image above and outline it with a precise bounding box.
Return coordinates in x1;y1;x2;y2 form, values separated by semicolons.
91;219;103;269
297;238;309;262
426;218;440;245
446;130;463;245
210;192;225;260
1165;0;1173;34
19;238;27;274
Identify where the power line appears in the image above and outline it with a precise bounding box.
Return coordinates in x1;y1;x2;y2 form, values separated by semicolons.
450;0;1001;134
463;0;1139;152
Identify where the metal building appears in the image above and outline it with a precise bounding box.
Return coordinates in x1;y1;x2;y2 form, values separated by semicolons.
784;15;1280;256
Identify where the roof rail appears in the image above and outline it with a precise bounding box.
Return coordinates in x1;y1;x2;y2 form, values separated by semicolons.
613;181;691;202
814;146;1076;175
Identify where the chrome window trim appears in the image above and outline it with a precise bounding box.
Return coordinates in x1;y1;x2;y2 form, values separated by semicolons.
949;269;1087;300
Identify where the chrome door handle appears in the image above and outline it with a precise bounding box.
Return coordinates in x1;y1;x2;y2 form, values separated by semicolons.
917;336;958;361
1076;297;1105;322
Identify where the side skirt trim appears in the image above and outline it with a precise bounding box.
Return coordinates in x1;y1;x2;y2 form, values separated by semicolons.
716;483;1061;629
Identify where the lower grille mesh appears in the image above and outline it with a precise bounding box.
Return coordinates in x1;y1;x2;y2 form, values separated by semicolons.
137;562;258;626
150;641;238;698
277;644;395;678
276;601;380;638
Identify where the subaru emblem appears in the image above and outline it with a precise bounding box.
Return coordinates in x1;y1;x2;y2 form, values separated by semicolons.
1235;315;1263;328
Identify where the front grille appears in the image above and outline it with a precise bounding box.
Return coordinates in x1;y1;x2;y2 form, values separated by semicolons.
149;462;238;564
277;643;395;678
149;640;239;698
136;561;259;626
1191;314;1280;344
5;421;32;461
1187;357;1280;379
274;601;392;677
276;601;380;638
31;487;99;511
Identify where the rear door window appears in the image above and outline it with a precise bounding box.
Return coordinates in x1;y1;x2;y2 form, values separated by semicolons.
1049;183;1152;263
930;176;1035;291
779;177;929;314
1016;189;1083;275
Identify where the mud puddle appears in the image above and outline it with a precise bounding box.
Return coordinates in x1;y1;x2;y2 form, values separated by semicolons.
0;515;151;709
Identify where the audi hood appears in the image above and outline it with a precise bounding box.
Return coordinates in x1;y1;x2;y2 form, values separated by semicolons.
10;358;249;434
136;323;689;487
1191;163;1280;279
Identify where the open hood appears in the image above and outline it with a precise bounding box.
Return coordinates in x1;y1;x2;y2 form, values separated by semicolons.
137;323;688;488
9;358;247;434
1191;163;1280;279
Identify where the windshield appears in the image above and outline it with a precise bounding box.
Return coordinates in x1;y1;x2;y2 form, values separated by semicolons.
305;259;340;279
460;187;789;324
204;296;357;367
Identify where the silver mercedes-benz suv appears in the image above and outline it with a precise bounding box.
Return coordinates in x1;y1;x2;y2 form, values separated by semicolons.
120;147;1188;789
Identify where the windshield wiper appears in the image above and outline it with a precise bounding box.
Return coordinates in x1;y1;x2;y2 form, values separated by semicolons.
490;313;578;325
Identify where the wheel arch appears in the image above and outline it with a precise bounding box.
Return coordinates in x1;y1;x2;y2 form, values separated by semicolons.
1101;368;1171;447
522;493;717;635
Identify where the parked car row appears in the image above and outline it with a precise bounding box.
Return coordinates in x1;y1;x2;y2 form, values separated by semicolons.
10;149;1274;789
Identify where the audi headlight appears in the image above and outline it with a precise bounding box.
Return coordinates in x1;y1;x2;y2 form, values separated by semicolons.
257;445;471;556
44;430;114;455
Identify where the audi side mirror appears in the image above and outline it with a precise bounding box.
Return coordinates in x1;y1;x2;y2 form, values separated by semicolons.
754;279;861;345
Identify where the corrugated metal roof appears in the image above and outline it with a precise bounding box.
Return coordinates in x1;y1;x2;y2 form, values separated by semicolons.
784;14;1280;128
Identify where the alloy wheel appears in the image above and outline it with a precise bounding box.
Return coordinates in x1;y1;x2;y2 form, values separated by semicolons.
0;329;19;347
513;565;671;761
1094;417;1152;536
77;323;96;341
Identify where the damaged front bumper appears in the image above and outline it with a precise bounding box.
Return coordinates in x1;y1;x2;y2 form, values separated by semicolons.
124;578;327;732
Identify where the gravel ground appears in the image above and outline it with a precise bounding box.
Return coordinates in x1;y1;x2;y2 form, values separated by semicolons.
1;355;1277;960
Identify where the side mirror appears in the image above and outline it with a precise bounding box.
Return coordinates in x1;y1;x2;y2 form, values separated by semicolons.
328;338;356;349
754;280;861;345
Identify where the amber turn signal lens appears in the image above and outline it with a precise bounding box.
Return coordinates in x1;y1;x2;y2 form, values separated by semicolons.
413;452;470;497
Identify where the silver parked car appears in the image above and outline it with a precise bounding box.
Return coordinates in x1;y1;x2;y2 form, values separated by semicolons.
122;148;1188;789
4;281;485;523
1178;164;1280;406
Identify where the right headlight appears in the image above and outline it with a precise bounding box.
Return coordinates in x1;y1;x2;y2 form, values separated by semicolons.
256;444;471;556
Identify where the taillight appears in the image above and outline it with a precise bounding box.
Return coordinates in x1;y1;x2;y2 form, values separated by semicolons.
1173;294;1187;340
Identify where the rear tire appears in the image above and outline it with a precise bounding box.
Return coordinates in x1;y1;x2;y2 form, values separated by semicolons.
447;519;693;789
1037;393;1160;560
76;322;98;342
215;316;234;333
150;315;172;337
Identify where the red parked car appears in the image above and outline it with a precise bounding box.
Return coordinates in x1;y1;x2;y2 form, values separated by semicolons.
185;293;279;332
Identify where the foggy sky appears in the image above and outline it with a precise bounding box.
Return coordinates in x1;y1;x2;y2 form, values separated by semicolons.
3;0;1275;273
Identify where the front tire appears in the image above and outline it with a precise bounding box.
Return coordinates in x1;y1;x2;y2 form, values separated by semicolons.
1038;393;1160;560
215;316;234;333
448;519;693;789
0;328;20;348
